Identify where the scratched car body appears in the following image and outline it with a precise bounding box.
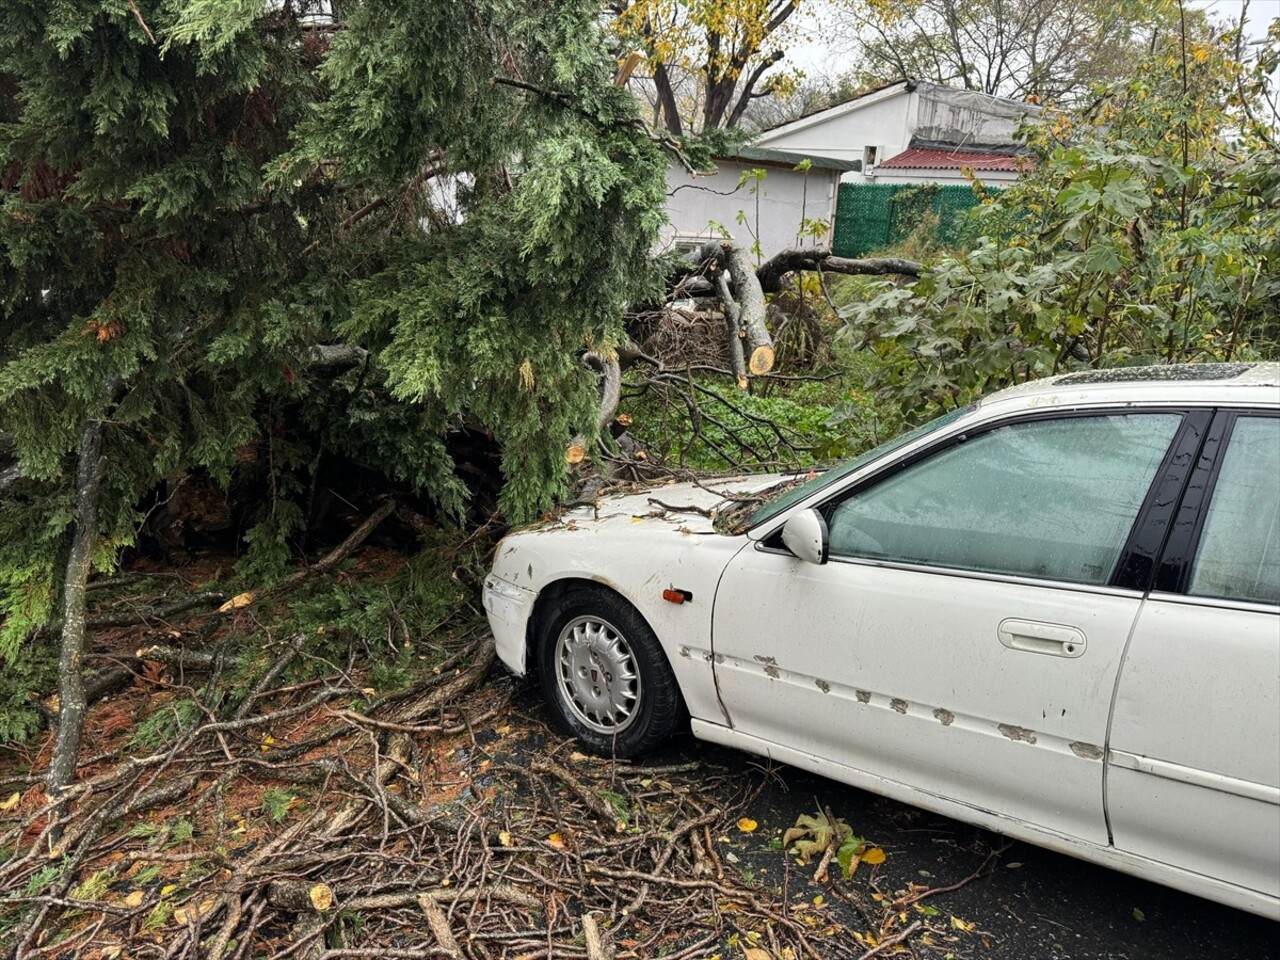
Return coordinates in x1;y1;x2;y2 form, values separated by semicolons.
483;363;1280;918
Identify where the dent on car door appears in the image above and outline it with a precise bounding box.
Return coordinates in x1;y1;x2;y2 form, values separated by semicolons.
1109;412;1280;904
712;410;1189;844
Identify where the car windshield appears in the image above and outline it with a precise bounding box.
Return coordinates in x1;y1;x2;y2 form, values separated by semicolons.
742;405;976;530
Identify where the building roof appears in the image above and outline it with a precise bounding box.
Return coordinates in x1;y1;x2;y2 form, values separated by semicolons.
720;145;862;172
876;147;1028;172
753;80;913;142
754;79;1040;146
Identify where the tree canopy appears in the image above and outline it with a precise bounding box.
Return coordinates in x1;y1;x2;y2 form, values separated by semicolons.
0;0;668;740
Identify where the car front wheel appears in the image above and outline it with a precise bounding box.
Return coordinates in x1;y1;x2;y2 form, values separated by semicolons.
537;586;684;758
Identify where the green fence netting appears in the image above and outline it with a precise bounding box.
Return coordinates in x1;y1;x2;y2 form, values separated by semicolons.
832;183;998;257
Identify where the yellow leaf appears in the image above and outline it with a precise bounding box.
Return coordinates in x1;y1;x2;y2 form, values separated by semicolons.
217;592;254;613
737;817;758;833
812;894;824;906
743;948;771;960
174;897;216;925
498;831;513;847
0;792;20;812
862;847;886;865
495;725;512;736
950;915;975;932
547;832;566;849
160;885;177;898
123;890;145;908
260;735;276;752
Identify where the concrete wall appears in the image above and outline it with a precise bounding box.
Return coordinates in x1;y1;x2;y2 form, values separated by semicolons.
661;159;840;259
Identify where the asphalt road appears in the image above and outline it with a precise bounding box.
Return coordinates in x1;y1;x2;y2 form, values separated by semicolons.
651;731;1278;960
508;685;1278;960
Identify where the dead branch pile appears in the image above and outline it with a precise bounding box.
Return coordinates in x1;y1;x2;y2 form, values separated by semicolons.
0;623;837;960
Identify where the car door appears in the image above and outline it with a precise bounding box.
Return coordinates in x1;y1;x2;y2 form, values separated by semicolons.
1108;411;1280;905
712;409;1191;845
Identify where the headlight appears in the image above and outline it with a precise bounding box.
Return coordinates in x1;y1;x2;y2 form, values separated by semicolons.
484;575;531;602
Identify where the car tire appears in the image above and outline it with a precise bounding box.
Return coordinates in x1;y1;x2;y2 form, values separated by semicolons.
536;585;685;758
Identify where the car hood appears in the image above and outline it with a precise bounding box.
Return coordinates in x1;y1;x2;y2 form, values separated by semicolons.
541;473;796;536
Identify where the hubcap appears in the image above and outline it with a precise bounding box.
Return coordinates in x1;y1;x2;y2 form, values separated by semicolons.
554;616;641;734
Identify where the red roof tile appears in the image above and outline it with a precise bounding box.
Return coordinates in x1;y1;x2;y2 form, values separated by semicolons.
877;148;1028;172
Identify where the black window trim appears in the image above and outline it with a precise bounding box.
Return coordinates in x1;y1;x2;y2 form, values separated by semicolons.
758;405;1203;591
1112;409;1214;591
1153;407;1280;604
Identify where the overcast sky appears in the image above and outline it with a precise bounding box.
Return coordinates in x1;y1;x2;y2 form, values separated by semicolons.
785;0;1278;75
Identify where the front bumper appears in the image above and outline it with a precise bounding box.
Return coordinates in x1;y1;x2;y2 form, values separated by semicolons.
482;574;538;675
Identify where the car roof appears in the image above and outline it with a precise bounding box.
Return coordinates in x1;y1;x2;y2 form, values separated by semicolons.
977;362;1280;411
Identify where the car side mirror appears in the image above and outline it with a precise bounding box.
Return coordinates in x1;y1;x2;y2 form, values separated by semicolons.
781;508;829;565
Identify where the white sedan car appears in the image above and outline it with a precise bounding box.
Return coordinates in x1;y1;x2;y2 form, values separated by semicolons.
483;363;1280;918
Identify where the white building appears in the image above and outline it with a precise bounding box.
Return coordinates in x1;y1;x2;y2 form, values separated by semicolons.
660;145;857;259
752;79;1037;186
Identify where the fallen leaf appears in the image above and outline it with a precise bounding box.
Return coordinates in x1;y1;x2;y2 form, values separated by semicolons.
1133;907;1146;922
174;897;216;924
498;831;513;847
861;846;886;865
0;792;20;812
495;725;512;736
950;915;975;932
743;948;771;960
547;832;565;849
160;885;177;898
217;591;254;613
123;890;145;908
737;817;758;833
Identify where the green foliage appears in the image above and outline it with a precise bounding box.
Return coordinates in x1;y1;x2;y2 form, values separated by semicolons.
127;697;200;749
845;19;1280;417
0;1;669;736
261;788;296;824
24;862;66;896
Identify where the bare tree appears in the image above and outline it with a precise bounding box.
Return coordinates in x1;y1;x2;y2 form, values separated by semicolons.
841;0;1187;104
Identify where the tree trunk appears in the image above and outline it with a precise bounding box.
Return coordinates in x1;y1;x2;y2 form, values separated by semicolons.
568;351;623;464
652;61;683;136
45;414;107;813
698;240;774;383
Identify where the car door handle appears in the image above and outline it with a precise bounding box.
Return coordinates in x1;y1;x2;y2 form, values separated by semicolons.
998;619;1086;658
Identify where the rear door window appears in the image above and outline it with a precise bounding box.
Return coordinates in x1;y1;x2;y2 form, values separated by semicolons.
1187;416;1280;605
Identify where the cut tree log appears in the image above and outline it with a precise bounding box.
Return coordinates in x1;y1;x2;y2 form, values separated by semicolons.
698;239;774;381
567;349;623;463
583;913;614;960
267;880;335;913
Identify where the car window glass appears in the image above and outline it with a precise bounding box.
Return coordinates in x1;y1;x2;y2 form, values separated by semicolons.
744;405;975;530
827;414;1182;585
1188;417;1280;605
